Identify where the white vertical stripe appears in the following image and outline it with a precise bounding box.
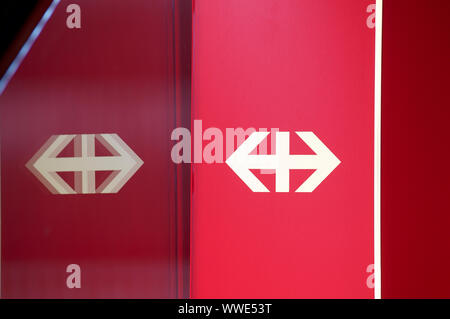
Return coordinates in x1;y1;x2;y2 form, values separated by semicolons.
374;0;383;300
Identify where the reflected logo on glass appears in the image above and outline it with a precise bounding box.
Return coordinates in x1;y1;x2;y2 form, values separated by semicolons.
26;134;143;194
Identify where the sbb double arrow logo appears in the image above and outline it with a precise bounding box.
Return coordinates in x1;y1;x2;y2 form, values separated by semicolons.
226;131;341;192
27;131;338;195
26;134;143;194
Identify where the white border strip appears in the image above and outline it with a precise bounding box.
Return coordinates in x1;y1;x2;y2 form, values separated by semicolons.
0;0;61;95
0;0;60;297
374;0;383;300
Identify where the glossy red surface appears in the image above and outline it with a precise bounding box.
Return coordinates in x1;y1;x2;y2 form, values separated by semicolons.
191;0;376;298
0;0;190;298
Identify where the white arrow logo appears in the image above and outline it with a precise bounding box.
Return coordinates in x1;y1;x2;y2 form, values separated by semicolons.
225;131;341;192
26;134;143;194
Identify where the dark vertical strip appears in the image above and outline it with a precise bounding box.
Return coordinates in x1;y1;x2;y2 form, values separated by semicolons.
381;0;450;298
173;0;192;299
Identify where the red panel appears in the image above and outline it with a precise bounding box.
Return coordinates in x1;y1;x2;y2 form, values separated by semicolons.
381;0;450;298
191;0;376;298
0;0;190;298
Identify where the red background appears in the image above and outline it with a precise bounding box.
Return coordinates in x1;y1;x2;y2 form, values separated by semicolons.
8;0;448;299
191;0;375;298
381;0;450;298
0;0;190;298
